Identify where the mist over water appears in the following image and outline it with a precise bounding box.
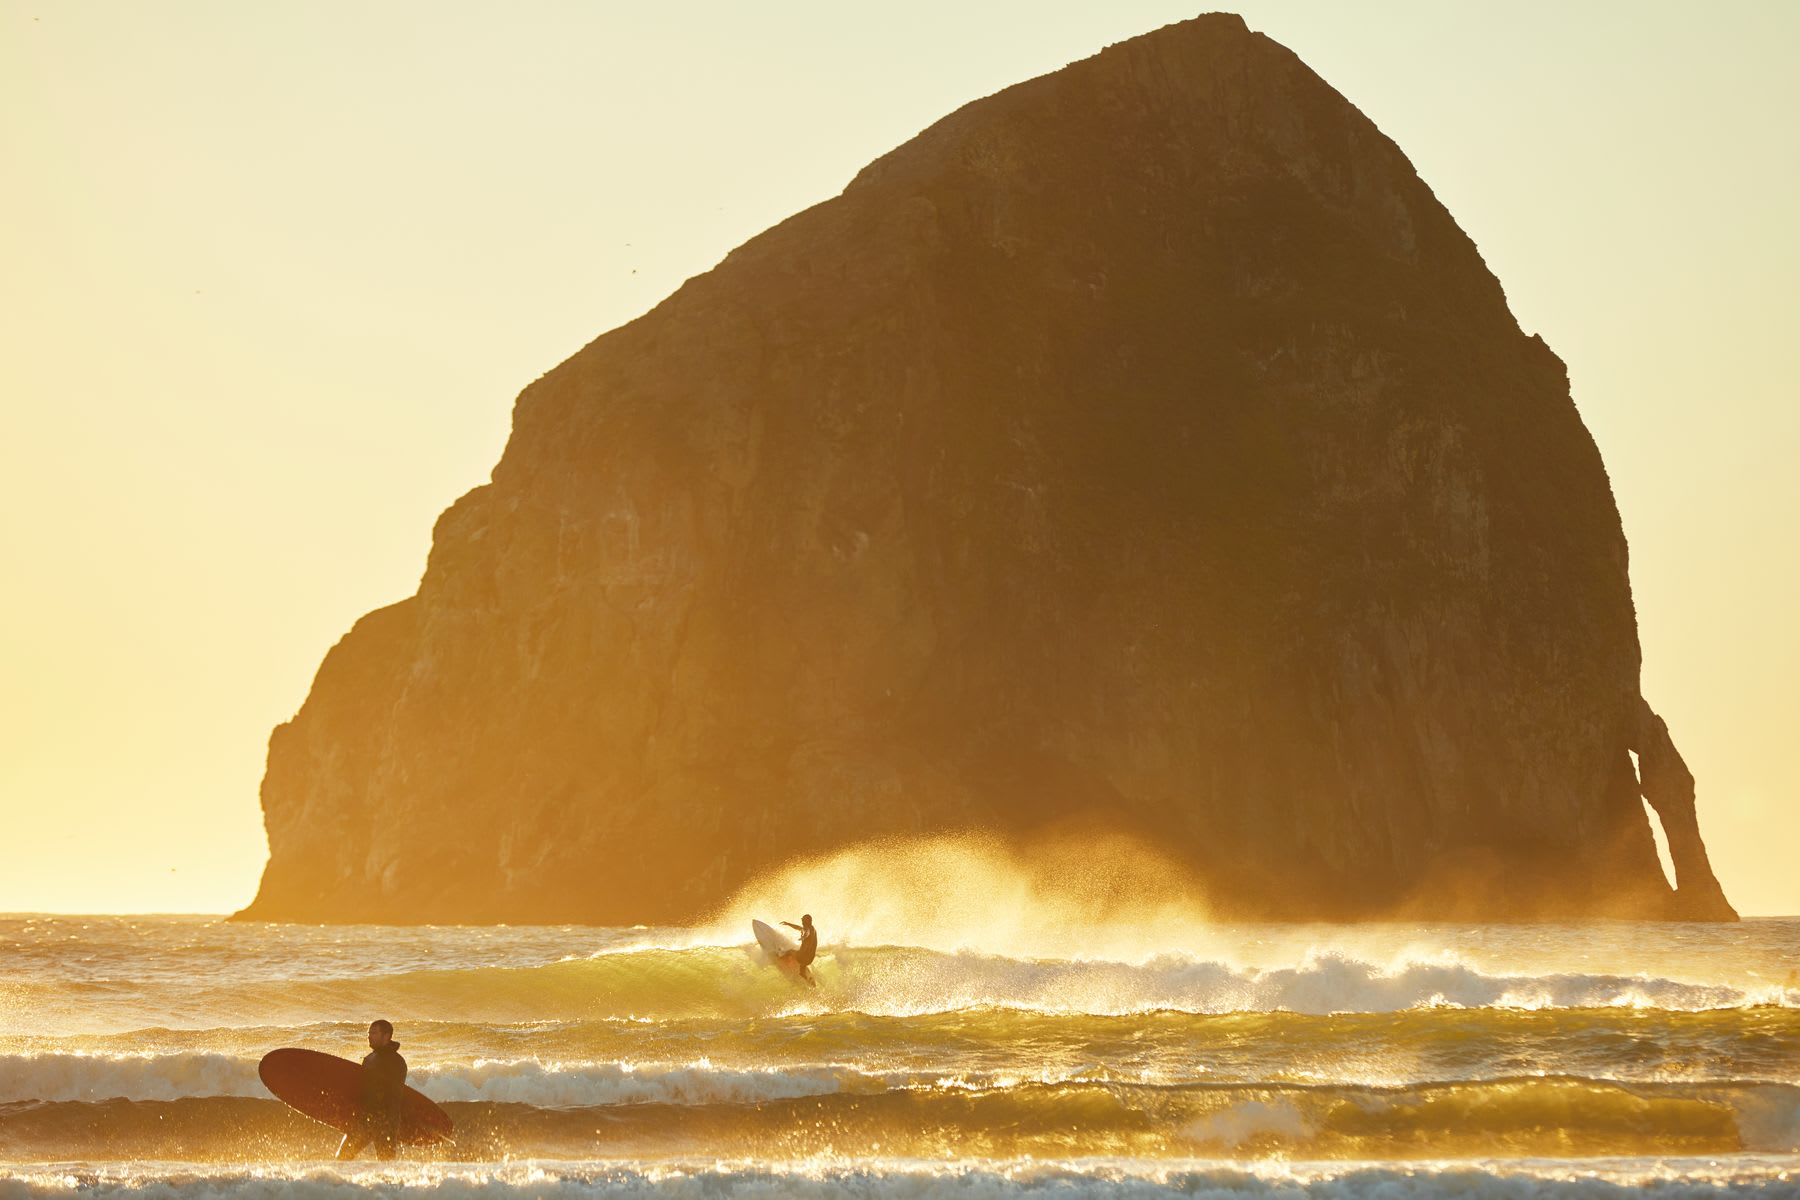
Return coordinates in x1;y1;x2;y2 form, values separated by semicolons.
3;861;1797;1196
703;833;1220;961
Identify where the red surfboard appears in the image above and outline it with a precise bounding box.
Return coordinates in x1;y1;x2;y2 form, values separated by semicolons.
258;1048;453;1145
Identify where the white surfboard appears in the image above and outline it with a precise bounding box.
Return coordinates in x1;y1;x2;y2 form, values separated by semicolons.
752;919;815;986
751;918;797;962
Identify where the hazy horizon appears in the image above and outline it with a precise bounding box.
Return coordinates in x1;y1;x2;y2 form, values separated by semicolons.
3;1;1796;916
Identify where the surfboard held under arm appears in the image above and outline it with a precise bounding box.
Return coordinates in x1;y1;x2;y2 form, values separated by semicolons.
258;1047;453;1144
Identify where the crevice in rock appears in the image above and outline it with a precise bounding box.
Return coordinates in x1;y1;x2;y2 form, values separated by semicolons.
1637;789;1678;892
1631;699;1739;921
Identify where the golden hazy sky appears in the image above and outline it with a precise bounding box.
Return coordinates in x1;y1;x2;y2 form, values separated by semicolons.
2;1;1795;915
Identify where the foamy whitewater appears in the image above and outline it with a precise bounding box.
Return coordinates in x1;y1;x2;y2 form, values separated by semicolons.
2;915;1797;1197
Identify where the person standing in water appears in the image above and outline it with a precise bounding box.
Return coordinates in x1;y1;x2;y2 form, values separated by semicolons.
338;1019;407;1160
780;914;819;987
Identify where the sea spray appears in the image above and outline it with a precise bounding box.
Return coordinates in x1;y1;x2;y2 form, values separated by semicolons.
3;916;1797;1178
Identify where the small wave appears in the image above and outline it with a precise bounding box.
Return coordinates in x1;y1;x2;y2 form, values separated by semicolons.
10;941;1795;1035
0;1054;883;1107
412;1060;878;1107
1182;1097;1313;1150
0;1160;1796;1199
139;944;1793;1027
2;1076;1794;1162
19;1005;1798;1088
0;1053;259;1104
819;947;1792;1017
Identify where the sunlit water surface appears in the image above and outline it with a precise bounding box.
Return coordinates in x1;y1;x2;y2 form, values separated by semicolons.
2;915;1796;1197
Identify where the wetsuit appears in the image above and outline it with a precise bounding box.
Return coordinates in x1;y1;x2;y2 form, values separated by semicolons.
795;926;818;968
352;1042;407;1160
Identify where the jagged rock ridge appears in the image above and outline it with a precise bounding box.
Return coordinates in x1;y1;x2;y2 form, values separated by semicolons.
240;13;1736;923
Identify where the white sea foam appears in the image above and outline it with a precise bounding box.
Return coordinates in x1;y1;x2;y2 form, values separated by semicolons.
0;1053;877;1106
818;947;1794;1017
0;1161;1795;1200
0;1052;257;1104
0;953;1786;1111
410;1059;873;1107
1180;1099;1314;1150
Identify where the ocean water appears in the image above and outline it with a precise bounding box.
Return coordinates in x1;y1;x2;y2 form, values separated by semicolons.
2;914;1797;1197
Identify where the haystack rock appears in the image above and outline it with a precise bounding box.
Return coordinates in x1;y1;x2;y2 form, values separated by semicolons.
239;14;1736;924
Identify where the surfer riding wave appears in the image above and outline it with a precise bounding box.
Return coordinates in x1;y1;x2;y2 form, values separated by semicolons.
780;915;819;987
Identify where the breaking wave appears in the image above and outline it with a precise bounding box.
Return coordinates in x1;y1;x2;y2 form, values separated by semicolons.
64;943;1791;1028
8;916;1799;1179
8;1000;1799;1108
0;1054;882;1107
2;1161;1798;1200
3;1076;1796;1162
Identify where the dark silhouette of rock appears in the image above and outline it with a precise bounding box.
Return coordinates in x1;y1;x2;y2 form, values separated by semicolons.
238;14;1737;924
1633;699;1737;920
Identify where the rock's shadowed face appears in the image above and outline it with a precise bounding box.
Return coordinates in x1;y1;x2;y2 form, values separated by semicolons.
238;15;1735;927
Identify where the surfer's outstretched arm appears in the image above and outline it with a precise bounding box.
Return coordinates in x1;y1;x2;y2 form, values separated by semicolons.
781;921;803;931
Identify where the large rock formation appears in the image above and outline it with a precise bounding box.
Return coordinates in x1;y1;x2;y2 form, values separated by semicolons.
239;14;1737;924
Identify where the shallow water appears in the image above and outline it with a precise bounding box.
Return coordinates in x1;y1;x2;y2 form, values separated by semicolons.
2;915;1796;1195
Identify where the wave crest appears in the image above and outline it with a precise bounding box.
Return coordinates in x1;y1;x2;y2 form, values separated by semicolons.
2;1161;1796;1200
2;1074;1795;1161
0;1053;878;1107
42;942;1785;1030
445;943;1797;1020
